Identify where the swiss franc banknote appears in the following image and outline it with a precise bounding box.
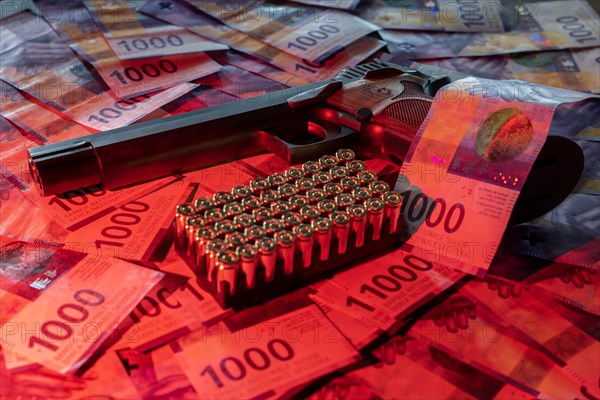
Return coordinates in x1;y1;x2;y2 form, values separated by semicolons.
0;11;198;131
172;304;360;399
411;290;590;398
84;0;227;60
388;48;600;94
34;0;222;99
191;0;380;62
396;77;598;276
381;0;600;57
0;237;163;373
143;0;385;82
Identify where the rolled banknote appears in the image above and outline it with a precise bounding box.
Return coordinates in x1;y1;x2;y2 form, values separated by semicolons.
84;0;227;60
34;0;222;99
395;76;598;276
186;0;380;62
0;237;164;373
499;193;600;269
142;0;386;82
380;0;600;58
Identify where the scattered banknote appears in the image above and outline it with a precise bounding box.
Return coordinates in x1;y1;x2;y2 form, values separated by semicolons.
84;0;227;60
0;12;199;131
193;0;380;62
1;164;181;232
63;178;192;260
310;247;465;348
0;237;164;373
349;334;533;399
527;263;599;316
381;0;600;58
411;290;590;398
199;65;288;98
0;114;39;164
1;0;599;396
137;84;238;121
461;278;599;397
211;51;312;86
113;344;198;398
0;174;70;245
356;0;505;32
142;0;386;82
387;47;600;94
34;0;222;99
396;77;597;276
0;80;96;145
172;304;360;399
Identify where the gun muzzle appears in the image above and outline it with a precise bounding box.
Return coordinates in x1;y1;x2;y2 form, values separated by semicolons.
29;141;103;195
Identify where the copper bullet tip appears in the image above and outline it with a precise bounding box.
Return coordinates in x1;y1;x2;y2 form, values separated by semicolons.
250;177;271;193
369;181;391;197
233;213;256;230
268;173;289;186
302;160;323;174
204;207;226;224
335;149;355;162
223;201;244;218
319;154;340;168
232;185;252;201
346;160;366;175
213;191;234;206
285;167;306;180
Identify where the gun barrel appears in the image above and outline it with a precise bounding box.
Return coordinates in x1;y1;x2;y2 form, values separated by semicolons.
28;82;329;196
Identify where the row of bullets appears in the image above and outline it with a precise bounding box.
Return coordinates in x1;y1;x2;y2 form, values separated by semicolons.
174;150;403;296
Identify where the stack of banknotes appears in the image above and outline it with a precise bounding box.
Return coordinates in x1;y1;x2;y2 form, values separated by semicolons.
0;0;598;398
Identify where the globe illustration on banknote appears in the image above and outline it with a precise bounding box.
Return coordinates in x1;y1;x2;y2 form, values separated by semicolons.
474;108;533;162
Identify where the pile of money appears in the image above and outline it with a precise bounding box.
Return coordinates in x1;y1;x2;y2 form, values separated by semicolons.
1;0;598;398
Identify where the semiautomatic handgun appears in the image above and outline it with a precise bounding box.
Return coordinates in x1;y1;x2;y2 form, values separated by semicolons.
27;59;583;224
